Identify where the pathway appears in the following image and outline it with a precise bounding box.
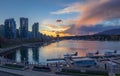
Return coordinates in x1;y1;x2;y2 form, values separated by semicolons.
0;67;69;76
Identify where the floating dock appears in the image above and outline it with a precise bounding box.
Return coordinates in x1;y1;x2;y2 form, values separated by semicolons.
47;54;120;61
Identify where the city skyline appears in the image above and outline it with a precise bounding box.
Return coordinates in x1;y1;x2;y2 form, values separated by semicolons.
0;0;120;37
0;17;49;39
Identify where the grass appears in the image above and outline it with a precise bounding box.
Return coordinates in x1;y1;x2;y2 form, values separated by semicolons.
1;44;19;48
1;64;25;70
59;69;108;76
1;42;22;48
116;74;120;76
32;66;51;72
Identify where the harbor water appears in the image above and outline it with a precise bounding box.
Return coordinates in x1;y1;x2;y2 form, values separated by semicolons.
4;40;120;64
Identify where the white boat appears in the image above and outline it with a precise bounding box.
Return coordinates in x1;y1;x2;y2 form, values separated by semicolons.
86;50;99;57
64;52;78;57
104;50;117;56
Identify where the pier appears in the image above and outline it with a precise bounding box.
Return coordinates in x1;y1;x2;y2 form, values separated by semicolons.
47;54;120;61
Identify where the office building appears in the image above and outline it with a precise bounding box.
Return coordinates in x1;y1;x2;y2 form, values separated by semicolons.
32;23;39;38
4;18;16;39
0;24;5;37
20;17;28;39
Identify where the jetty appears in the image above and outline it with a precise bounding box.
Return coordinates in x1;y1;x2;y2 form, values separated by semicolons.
47;54;120;61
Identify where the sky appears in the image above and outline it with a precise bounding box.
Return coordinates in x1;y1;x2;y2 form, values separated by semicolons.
0;0;120;37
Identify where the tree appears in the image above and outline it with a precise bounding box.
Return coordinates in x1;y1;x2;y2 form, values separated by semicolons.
0;37;5;48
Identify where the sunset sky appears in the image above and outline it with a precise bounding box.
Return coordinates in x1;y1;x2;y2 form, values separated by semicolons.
0;0;120;37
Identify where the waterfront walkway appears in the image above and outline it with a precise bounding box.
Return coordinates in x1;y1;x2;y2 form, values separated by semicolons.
0;71;22;76
0;42;44;55
0;45;22;54
0;67;69;76
0;57;69;76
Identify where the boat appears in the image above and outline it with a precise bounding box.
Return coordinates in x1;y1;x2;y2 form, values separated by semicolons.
86;50;99;57
64;52;78;57
104;50;117;56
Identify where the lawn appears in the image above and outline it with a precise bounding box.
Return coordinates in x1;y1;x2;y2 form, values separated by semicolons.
1;64;25;70
57;69;108;76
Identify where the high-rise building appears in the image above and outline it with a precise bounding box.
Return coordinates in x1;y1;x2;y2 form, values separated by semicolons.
32;23;39;38
28;31;33;39
0;24;5;38
20;17;28;39
16;29;20;38
4;18;16;39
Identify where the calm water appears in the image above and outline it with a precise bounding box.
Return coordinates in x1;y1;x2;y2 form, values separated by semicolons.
5;40;120;64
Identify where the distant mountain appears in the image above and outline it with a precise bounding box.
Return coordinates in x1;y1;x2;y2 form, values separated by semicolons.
95;28;120;35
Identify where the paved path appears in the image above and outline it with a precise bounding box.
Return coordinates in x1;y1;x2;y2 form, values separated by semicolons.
0;71;22;76
0;42;43;54
0;67;68;76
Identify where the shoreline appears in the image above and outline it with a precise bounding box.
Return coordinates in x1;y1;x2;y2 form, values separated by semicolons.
0;42;49;55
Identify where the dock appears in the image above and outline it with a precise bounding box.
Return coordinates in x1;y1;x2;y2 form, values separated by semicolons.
47;54;120;61
47;56;86;61
110;57;120;65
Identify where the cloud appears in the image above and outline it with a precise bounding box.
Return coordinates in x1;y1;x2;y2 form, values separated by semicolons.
59;0;120;35
63;24;120;35
41;30;72;37
40;19;70;33
45;23;70;31
44;0;120;36
51;0;108;15
51;3;81;14
52;0;120;25
76;0;120;26
77;25;120;35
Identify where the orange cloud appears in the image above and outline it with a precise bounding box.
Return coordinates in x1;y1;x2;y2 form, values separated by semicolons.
75;0;120;26
41;30;72;37
43;0;120;36
58;0;120;35
45;24;70;32
40;19;72;36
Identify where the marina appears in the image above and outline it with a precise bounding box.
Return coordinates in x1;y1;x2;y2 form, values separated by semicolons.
0;40;120;76
3;40;120;63
0;50;120;76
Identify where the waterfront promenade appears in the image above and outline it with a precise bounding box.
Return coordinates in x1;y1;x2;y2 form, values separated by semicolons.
0;54;120;76
0;42;44;55
0;67;69;76
0;45;22;54
0;71;22;76
0;57;69;76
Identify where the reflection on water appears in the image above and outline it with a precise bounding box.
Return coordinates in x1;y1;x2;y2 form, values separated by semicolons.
5;40;120;63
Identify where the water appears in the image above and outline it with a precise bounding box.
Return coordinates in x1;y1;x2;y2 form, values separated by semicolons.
4;40;120;64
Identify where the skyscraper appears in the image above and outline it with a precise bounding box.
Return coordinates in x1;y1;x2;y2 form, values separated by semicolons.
20;17;28;39
0;24;5;38
4;18;16;39
16;29;20;38
32;23;39;38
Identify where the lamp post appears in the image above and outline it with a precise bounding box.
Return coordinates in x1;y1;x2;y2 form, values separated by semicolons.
56;19;63;68
108;62;116;76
